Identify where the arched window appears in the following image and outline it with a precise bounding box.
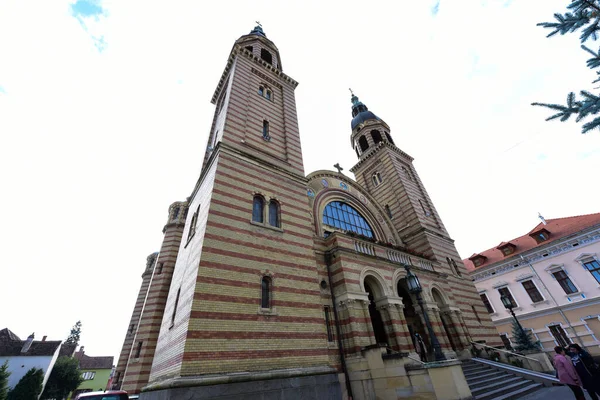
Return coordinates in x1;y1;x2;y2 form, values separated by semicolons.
245;45;253;53
322;201;374;238
261;276;271;308
372;172;382;187
358;135;369;152
252;196;264;223
266;90;272;100
268;200;280;227
371;130;382;145
262;120;270;140
260;48;273;64
258;86;264;96
385;132;394;145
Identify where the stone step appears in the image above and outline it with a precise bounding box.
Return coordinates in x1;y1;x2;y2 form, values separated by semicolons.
465;369;507;381
473;380;536;400
470;376;523;396
468;373;519;390
463;365;491;374
485;383;543;400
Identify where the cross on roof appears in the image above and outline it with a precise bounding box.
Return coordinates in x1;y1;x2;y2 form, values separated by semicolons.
255;21;262;27
334;163;343;174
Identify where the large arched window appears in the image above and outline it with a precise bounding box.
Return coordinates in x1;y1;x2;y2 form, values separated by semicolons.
252;196;264;223
268;200;280;227
371;130;382;145
322;201;374;238
261;48;273;64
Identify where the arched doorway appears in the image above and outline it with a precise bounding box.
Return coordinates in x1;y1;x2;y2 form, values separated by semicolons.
397;279;427;352
432;288;458;351
364;276;388;346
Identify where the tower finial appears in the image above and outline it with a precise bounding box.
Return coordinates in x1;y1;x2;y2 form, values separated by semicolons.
349;88;354;96
255;21;262;28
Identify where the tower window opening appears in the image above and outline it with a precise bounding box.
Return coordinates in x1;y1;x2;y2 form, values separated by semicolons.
262;120;270;141
252;195;265;223
157;262;163;275
385;205;392;219
260;48;273;64
358;135;369;152
134;341;143;358
172;207;179;220
261;276;272;309
245;45;253;53
266;90;272;100
170;288;181;328
371;130;382;145
258;86;264;96
372;172;383;187
268;200;280;228
385;132;394;145
418;199;430;216
187;204;200;243
324;306;334;342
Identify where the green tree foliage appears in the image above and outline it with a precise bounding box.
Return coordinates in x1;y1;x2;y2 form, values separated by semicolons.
0;361;11;400
511;320;540;352
65;321;82;346
7;368;43;400
40;356;83;400
533;0;600;133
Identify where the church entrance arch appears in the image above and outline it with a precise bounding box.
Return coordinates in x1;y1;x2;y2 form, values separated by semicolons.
363;276;388;346
432;288;458;351
397;279;426;353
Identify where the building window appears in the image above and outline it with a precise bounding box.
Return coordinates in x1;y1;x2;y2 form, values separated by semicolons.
172;207;180;220
451;259;462;276
480;293;494;313
552;270;578;294
261;276;271;309
500;334;513;350
170;288;181;328
530;229;551;244
134;341;142;359
322;201;374;238
371;130;382;144
372;172;382;187
252;195;264;223
497;287;517;308
258;86;264;96
385;132;394;145
157;262;163;275
128;324;134;334
187;205;200;243
471;305;481;324
260;48;273;64
324;306;334;342
245;45;253;53
262;120;270;140
548;324;571;348
358;135;369;152
268;200;280;228
583;260;600;284
266;90;272;100
385;204;392;219
522;280;544;303
82;371;96;380
418;199;430;217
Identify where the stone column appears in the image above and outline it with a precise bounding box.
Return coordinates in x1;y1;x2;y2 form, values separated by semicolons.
388;303;413;353
448;310;469;350
360;299;376;347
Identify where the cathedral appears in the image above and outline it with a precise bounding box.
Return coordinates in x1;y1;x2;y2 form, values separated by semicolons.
113;25;499;399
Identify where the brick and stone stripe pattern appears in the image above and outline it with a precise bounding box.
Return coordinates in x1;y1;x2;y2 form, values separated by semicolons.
113;253;156;389
120;204;187;394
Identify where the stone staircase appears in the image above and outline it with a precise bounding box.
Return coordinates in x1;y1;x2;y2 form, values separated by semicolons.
462;359;544;400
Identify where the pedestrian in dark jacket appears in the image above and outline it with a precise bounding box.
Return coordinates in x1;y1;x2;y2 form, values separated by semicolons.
568;343;600;400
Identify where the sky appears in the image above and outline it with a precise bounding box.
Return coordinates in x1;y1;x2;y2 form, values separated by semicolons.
1;0;599;360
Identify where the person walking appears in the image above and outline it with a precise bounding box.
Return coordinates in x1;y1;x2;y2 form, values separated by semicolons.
568;343;600;400
415;333;428;362
554;346;585;400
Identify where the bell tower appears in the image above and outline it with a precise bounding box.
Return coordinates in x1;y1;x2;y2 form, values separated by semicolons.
348;93;462;272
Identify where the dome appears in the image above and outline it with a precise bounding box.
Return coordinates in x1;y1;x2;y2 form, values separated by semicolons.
351;111;380;130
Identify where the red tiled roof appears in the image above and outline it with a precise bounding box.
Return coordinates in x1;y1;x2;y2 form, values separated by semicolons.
463;212;600;271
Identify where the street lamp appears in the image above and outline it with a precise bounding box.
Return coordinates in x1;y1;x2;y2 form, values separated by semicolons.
405;267;446;361
500;294;526;336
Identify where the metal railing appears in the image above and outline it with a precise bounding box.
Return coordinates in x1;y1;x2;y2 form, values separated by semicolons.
470;341;542;365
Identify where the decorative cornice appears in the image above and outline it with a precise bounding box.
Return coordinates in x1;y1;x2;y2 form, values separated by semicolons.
350;141;414;173
472;230;600;282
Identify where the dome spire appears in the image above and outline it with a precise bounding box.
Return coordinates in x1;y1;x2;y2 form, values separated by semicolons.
250;21;266;37
350;91;369;118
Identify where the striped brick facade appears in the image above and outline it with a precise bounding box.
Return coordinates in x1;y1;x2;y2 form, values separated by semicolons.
116;26;499;399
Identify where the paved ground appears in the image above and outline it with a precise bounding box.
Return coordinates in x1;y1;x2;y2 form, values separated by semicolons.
520;385;595;400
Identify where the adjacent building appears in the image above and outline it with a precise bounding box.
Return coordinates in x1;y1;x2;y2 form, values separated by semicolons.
114;25;499;399
71;347;114;398
465;213;600;356
0;329;62;393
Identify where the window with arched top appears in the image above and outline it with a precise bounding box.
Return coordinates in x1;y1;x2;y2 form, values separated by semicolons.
371;130;382;145
358;135;369;152
322;201;374;238
261;276;272;309
262;120;270;140
258;86;264;96
266;90;272;100
268;200;280;228
385;132;394;145
372;172;383;187
260;48;273;64
252;196;264;223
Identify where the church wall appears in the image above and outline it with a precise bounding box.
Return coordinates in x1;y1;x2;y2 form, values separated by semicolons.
176;151;331;376
148;159;219;383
